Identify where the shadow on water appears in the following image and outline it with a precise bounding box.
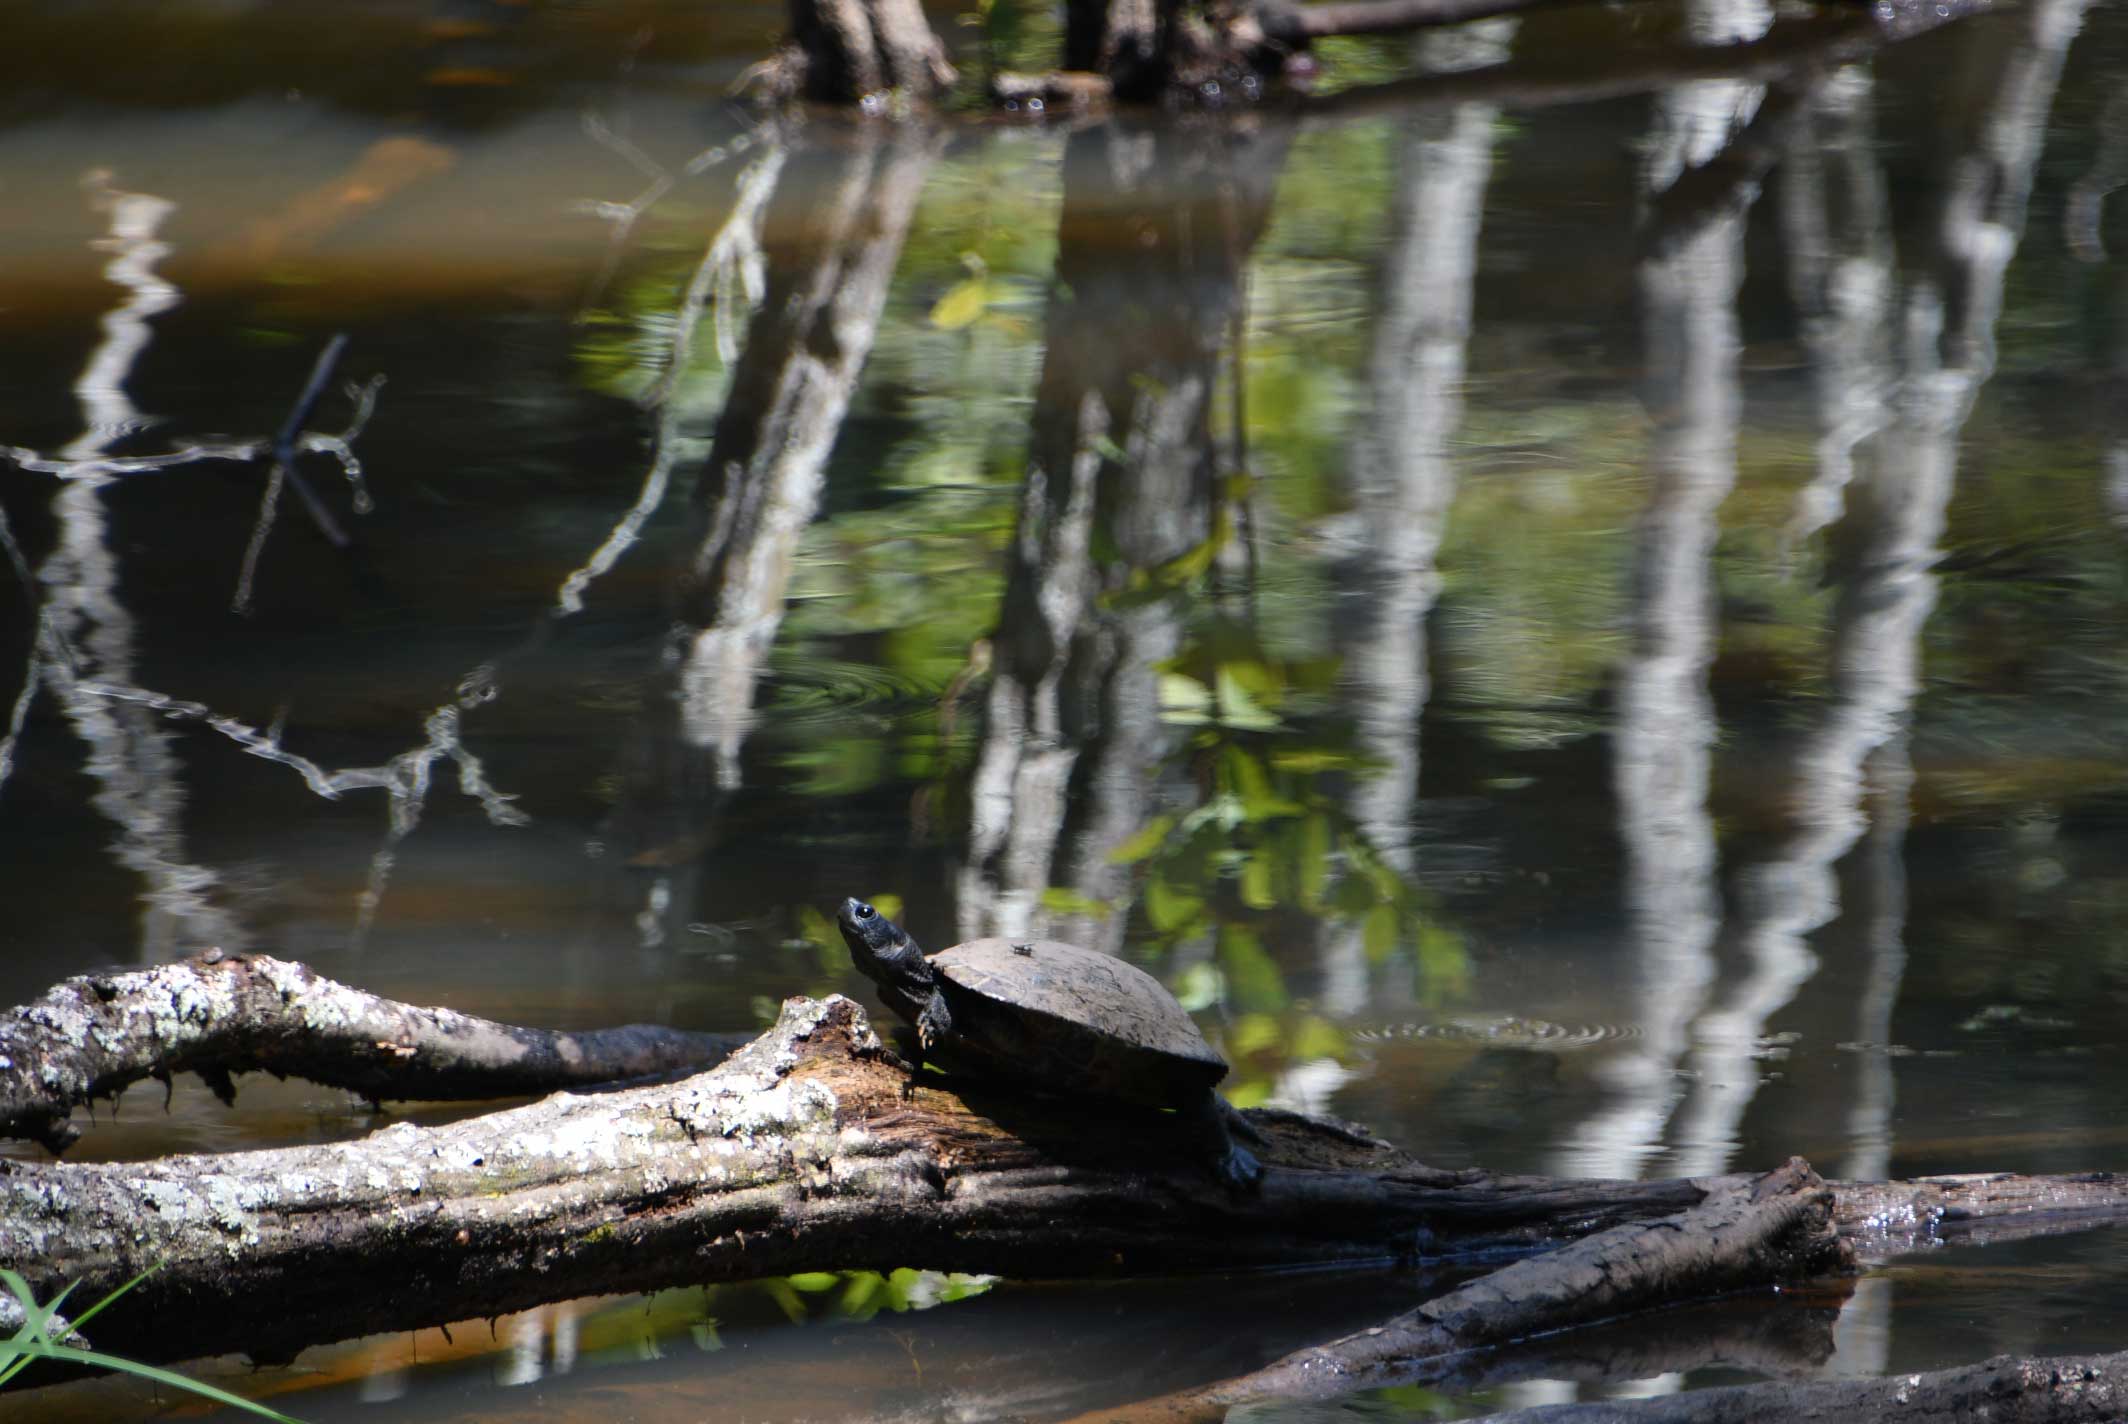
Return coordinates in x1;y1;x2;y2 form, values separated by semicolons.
5;0;2128;1417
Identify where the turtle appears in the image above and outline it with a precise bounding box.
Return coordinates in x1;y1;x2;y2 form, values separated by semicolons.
836;897;1263;1189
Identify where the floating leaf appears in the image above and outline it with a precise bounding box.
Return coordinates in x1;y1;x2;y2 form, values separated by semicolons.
1240;853;1277;910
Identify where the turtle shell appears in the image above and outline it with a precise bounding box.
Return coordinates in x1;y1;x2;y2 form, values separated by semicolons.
927;937;1228;1109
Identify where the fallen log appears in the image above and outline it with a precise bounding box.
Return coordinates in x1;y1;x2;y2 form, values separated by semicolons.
4;969;2127;1390
1;992;1721;1367
0;950;743;1154
1832;1171;2128;1259
1056;1158;1849;1422
1458;1347;2128;1424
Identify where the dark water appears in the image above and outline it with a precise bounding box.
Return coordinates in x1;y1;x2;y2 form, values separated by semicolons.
4;0;2128;1417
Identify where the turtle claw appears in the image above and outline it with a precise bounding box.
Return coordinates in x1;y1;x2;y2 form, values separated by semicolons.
916;994;952;1053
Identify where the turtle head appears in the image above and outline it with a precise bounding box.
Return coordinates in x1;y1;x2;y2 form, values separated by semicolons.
837;898;931;996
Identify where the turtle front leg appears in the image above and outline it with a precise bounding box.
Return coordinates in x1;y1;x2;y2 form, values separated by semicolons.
1218;1095;1267;1146
1193;1091;1264;1191
873;1026;935;1100
917;990;954;1052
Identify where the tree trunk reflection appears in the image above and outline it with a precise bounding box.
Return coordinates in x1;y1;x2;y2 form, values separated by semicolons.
957;118;1295;948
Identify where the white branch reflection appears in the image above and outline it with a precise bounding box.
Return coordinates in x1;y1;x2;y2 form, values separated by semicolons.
1579;0;2091;1184
1322;22;1511;1016
25;175;244;956
557;144;784;620
676;131;939;788
1567;0;1769;1182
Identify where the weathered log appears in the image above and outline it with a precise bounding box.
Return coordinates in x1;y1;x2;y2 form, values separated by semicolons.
1233;1159;1846;1393
1832;1170;2128;1259
6;979;2128;1385
0;951;742;1155
1304;0;1991;121
1058;1159;1850;1421
1058;1165;2128;1420
1250;0;1580;48
0;994;1737;1367
1460;1348;2128;1424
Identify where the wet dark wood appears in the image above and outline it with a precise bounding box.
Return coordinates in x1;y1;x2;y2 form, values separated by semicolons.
1459;1348;2128;1423
765;0;954;103
1060;1160;1851;1422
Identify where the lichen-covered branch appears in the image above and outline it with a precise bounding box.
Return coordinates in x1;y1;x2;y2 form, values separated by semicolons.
0;951;742;1154
0;995;1777;1369
5;987;2128;1379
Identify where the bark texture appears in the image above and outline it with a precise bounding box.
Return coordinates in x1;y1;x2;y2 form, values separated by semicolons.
0;951;739;1155
778;0;955;104
4;986;2128;1379
1461;1348;2128;1424
0;991;1814;1370
1061;1160;1847;1420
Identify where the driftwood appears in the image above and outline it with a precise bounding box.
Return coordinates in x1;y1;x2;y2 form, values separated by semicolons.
774;0;1985;111
0;992;1745;1366
1195;1158;1847;1404
986;0;1984;124
0;950;742;1154
1459;1349;2128;1424
1059;1161;2128;1420
5;965;2128;1405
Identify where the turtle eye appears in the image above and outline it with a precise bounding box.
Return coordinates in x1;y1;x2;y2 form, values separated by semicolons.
854;902;874;920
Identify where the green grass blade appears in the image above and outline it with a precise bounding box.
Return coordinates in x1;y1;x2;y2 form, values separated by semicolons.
64;1262;159;1332
16;1342;308;1423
